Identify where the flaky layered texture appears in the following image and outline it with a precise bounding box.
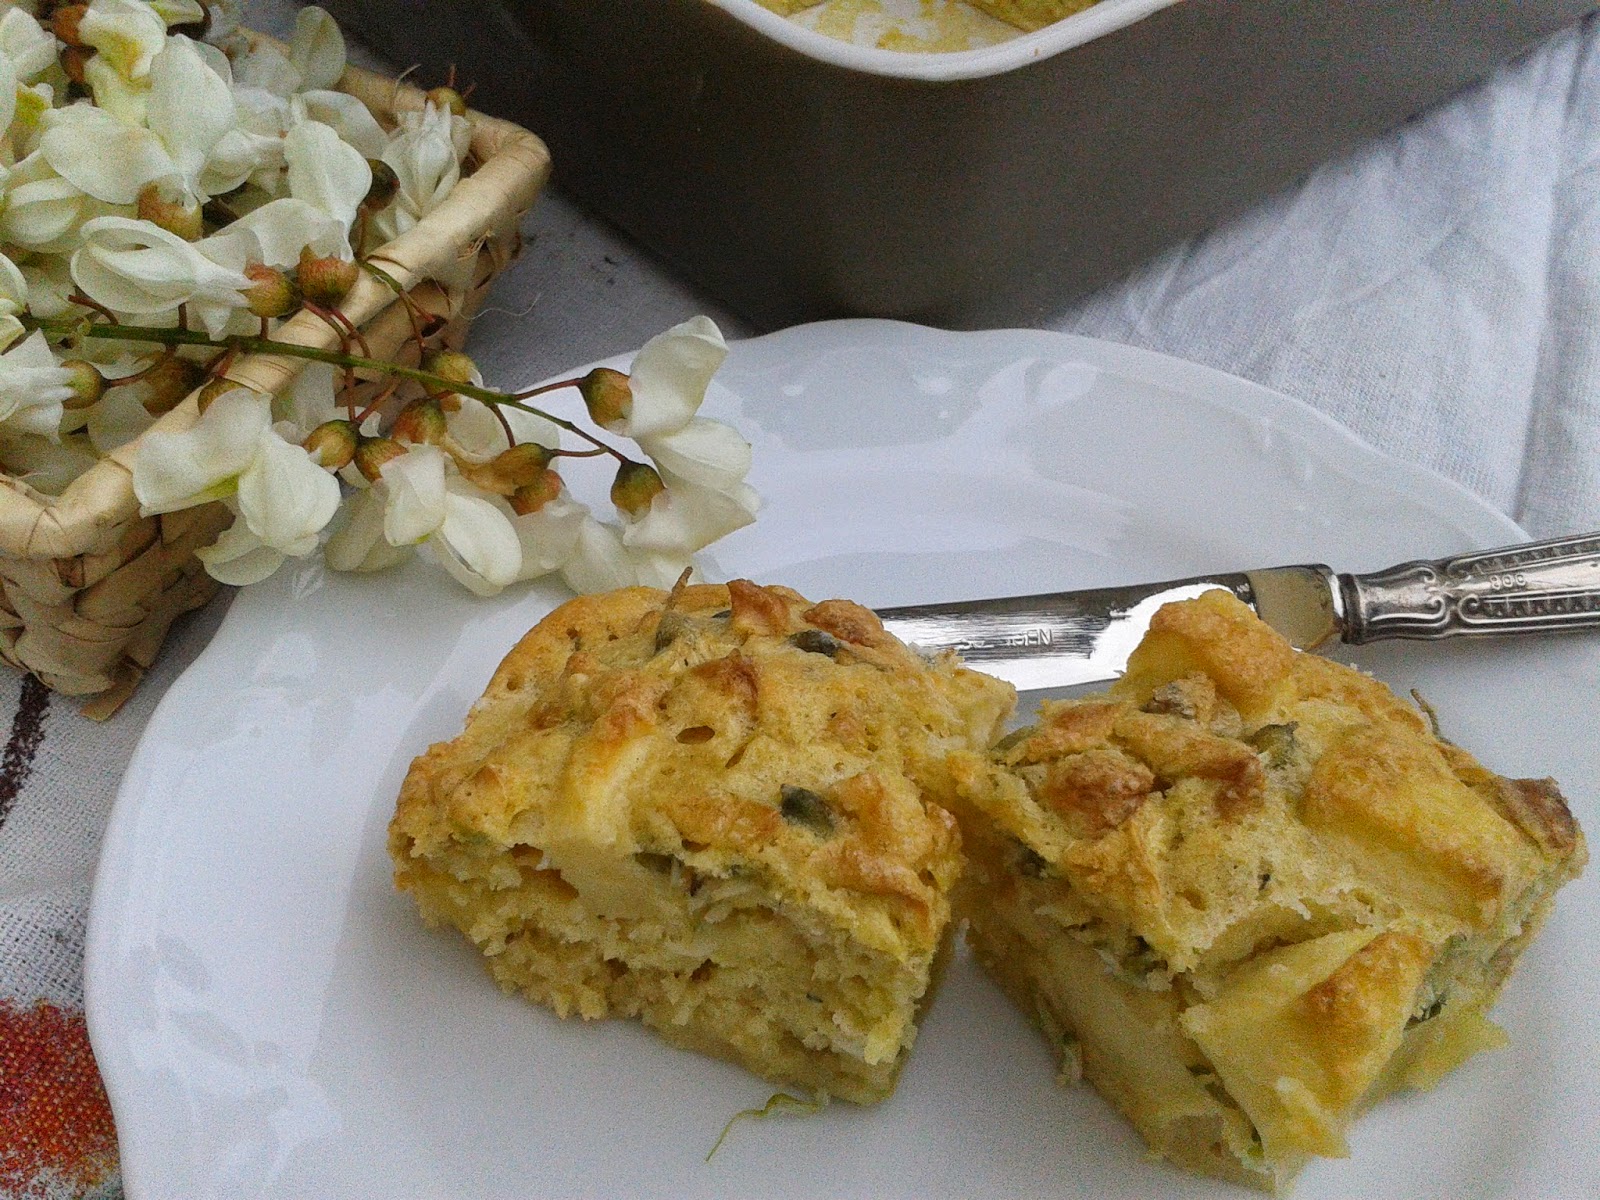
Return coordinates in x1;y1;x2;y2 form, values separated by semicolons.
391;580;1013;1103
953;591;1586;1191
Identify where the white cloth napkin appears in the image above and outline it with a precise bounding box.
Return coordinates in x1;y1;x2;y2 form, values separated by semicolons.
2;4;1596;1196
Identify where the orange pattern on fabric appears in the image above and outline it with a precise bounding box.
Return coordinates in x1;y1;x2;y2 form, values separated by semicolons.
0;999;119;1197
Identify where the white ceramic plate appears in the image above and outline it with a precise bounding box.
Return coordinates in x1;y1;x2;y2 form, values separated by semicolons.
86;322;1600;1200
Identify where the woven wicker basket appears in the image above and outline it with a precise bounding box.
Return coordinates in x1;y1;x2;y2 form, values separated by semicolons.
0;42;550;716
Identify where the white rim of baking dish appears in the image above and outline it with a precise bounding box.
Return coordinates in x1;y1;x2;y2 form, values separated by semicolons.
708;0;1179;81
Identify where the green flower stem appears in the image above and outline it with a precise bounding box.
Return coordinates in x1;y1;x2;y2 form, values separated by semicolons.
24;315;631;461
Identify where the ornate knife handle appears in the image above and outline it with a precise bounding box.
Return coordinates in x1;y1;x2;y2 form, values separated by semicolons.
1339;531;1600;644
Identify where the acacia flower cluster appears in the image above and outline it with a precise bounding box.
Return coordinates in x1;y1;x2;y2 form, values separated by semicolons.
0;1;758;595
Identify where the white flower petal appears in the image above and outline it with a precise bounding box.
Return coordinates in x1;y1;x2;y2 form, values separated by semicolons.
147;35;234;198
0;54;15;141
630;551;697;590
638;417;751;490
85;383;156;453
80;0;170;80
131;386;271;514
371;102;463;246
0;332;77;440
195;520;287;586
40;105;172;205
206;196;346;269
379;443;448;545
0;8;59;82
432;486;521;596
560;517;639;594
84;53;151;126
199;126;285;197
236;431;340;553
324;487;411;573
294;89;386;158
511;491;588;581
0;254;28;317
288;6;347;92
72;215;253;331
278;361;341;438
284;119;369;234
616;316;727;439
229;38;301;98
149;1;207;26
621;476;758;555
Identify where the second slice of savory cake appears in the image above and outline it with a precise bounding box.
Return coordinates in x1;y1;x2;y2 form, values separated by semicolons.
952;590;1586;1191
390;579;1013;1102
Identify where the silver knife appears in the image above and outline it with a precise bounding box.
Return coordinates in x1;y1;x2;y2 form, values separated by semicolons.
876;531;1600;691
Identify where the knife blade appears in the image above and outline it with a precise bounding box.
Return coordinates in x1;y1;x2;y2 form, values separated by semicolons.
875;531;1600;691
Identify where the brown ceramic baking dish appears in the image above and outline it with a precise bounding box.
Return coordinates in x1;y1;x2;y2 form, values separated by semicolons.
327;0;1597;329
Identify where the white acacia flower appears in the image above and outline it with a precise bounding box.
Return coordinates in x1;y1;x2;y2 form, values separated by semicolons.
200;87;291;197
559;516;636;595
294;89;386;159
71;215;255;334
79;0;170;82
43;36;235;207
282;117;370;242
0;8;57;83
227;37;300;98
83;53;150;126
0;153;123;253
558;515;692;595
0;332;77;441
373;444;522;595
600;317;759;555
149;1;207;26
143;34;236;203
0;254;29;351
510;491;588;582
287;6;346;92
367;102;469;247
132;387;339;557
323;486;411;573
603;316;729;441
620;475;758;555
38;105;170;207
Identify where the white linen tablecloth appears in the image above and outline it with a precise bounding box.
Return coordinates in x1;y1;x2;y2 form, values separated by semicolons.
3;2;1596;1195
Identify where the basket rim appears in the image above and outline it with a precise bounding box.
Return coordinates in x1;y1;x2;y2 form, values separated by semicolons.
0;34;551;561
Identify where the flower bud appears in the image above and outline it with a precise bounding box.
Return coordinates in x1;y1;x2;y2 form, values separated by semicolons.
59;360;105;411
196;379;260;415
52;4;88;47
60;45;91;88
461;440;555;494
137;183;203;242
139;356;207;416
297;246;359;307
426;86;468;117
354;436;406;482
422;348;477;387
243;264;299;319
509;469;563;515
391;397;446;445
580;367;632;427
364;159;399;209
304;419;359;470
610;460;664;518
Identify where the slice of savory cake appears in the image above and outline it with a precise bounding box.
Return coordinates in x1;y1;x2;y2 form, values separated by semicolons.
390;579;1014;1103
952;590;1585;1191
